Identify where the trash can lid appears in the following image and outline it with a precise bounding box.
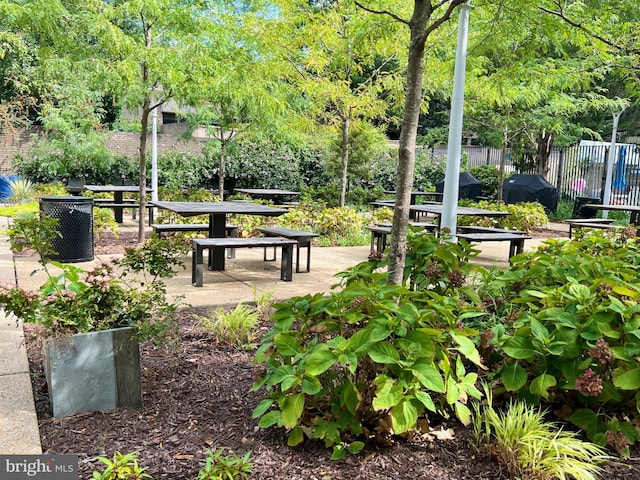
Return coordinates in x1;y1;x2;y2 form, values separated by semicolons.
40;196;93;202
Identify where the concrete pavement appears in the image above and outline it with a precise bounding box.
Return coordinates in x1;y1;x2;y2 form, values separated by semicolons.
0;217;568;454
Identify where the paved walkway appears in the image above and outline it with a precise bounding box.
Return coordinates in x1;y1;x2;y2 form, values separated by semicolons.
0;217;569;454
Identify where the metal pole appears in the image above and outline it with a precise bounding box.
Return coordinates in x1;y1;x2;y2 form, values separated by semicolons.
602;111;623;218
151;106;158;218
441;2;471;240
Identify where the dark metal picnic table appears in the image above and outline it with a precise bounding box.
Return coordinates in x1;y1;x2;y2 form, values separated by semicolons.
409;204;510;229
586;203;640;225
149;200;287;270
84;185;152;223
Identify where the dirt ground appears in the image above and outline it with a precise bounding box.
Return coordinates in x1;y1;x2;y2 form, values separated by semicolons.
23;228;640;479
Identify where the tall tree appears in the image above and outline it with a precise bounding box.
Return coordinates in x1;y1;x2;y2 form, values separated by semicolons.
356;0;469;284
275;0;403;206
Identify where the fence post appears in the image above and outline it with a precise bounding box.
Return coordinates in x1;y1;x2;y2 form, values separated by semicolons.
556;149;564;198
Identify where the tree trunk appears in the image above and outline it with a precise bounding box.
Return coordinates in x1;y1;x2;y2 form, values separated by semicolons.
386;4;429;285
536;129;553;178
219;139;226;201
340;117;350;208
138;101;149;244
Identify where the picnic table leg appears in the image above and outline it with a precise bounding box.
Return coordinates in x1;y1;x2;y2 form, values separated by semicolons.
280;244;293;281
192;242;204;287
209;213;227;270
114;191;124;223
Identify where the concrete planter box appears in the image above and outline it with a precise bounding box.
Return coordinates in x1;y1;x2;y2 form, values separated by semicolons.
42;327;142;418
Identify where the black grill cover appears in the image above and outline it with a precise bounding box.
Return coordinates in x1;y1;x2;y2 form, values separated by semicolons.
502;174;558;213
435;172;482;200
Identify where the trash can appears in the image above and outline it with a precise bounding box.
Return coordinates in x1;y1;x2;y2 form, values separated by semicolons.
40;196;94;263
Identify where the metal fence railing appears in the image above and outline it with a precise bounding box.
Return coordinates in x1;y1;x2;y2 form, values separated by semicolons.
424;143;640;206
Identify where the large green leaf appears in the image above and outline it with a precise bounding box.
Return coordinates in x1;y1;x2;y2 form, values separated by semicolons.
503;336;537;360
306;346;336;375
368;341;400;364
287;425;304;446
281;393;305;429
529;373;557;399
373;375;403;410
258;410;281;428
501;363;527;391
411;362;446;393
301;375;323;395
451;332;485;368
391;398;418;434
340;379;361;415
252;399;273;419
274;333;300;356
613;368;640;390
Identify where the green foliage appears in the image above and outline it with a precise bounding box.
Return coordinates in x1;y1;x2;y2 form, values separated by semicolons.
198;304;260;348
476;229;640;454
367;147;446;192
252;234;485;458
7;177;35;204
315;206;364;244
370;206;394;225
91;451;150;480
469;165;500;199
548;199;574;221
456;200;549;232
2;216;184;342
157;151;213;191
195;449;252;480
472;401;608;480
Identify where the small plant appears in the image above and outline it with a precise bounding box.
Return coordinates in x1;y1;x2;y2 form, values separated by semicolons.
195;449;252;480
91;451;151;480
253;287;276;319
472;400;608;480
199;303;260;347
7;177;36;204
1;213;184;342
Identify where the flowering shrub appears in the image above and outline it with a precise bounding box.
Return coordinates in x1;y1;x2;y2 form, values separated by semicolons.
2;213;187;341
477;230;640;455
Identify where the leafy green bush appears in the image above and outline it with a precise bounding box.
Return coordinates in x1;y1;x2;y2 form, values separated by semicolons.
476;229;640;455
469;165;501;199
198;304;260;348
456;200;549;232
195;449;252;480
251;233;486;459
316;206;365;244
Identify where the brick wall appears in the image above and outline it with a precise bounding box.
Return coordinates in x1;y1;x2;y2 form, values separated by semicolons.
0;128;208;176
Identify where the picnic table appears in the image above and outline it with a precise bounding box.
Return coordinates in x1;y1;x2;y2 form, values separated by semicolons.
149;200;287;271
409;204;510;229
586;203;640;225
84;184;152;223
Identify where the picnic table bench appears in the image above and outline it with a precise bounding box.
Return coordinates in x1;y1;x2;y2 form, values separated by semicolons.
456;232;532;259
256;227;319;273
367;223;438;254
191;237;297;286
152;223;239;258
564;218;619;238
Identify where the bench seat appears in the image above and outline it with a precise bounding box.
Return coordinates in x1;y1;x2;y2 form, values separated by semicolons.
192;237;297;286
256;227;320;273
567;221;625;238
367;223;438;254
456;232;531;259
458;226;525;235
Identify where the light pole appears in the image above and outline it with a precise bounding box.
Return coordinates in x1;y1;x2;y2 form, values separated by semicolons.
441;2;472;240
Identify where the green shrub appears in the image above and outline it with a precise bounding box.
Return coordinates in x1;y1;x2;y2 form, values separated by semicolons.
316;206;364;244
195;449;252;480
91;451;150;480
456;200;549;232
469;165;501;199
476;229;640;455
252;234;486;459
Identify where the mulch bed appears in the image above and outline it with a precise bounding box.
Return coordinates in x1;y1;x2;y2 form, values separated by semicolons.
21;227;640;479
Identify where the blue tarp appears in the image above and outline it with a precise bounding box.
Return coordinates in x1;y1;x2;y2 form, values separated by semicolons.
613;146;628;191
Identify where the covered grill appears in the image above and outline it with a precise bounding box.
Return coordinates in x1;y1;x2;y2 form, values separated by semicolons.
502;174;558;213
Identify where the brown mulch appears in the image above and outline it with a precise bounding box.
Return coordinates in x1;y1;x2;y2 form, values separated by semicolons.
21;228;640;479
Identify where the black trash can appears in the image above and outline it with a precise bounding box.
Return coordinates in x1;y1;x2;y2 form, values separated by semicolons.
40;196;94;263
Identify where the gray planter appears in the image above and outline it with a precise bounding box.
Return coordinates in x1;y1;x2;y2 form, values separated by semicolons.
42;327;142;418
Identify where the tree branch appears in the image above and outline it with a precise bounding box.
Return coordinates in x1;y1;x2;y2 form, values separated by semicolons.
354;1;409;25
538;5;619;51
